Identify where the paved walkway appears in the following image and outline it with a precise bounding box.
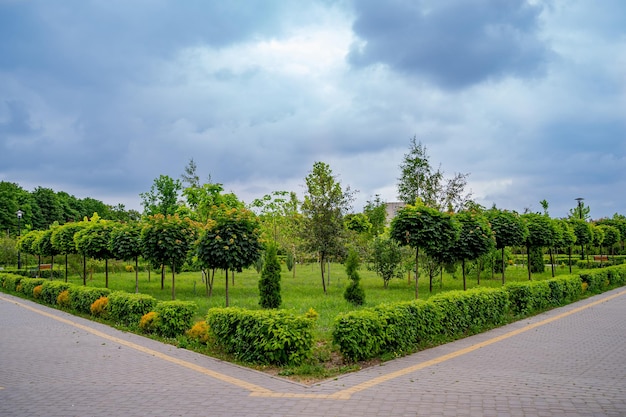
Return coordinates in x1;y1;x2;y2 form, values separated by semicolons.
1;288;625;417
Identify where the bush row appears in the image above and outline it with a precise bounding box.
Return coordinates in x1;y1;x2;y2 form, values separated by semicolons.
0;272;196;341
332;266;626;362
206;307;315;365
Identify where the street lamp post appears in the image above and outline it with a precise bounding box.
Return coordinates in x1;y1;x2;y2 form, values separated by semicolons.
575;198;584;260
17;209;23;269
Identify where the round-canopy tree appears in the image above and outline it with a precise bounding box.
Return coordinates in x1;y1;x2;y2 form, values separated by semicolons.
141;214;197;300
390;202;458;299
109;221;143;293
51;221;86;281
74;217;114;287
553;219;576;273
196;207;262;306
488;209;527;284
450;211;495;290
569;218;593;261
522;213;556;280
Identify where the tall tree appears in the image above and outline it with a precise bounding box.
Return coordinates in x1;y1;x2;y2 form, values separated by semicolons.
300;162;355;293
397;136;470;211
51;221;86;282
363;195;387;237
369;235;404;289
570;218;593;261
140;175;182;216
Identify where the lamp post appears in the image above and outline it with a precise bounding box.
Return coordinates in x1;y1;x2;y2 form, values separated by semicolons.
17;209;23;269
575;198;584;260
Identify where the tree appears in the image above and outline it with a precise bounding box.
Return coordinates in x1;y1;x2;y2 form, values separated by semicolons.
363;195;387;237
31;187;64;229
553;219;576;273
570;219;593;262
51;221;86;281
74;216;114;287
397;136;470;211
344;248;365;305
17;230;42;268
141;214;197;300
450;211;495;290
196;208;262;306
140;175;182;216
258;243;282;309
301;162;355;293
597;224;620;261
34;226;61;276
109;221;143;293
522;213;556;280
369;236;404;289
488;208;528;284
390;202;458;298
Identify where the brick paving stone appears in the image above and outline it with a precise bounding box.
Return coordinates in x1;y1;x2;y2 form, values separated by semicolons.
1;287;626;416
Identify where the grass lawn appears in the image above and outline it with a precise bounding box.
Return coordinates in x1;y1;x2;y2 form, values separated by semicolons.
60;260;580;341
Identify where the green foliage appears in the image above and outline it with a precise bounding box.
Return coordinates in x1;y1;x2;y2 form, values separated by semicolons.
369;236;403;288
207;307;315;365
196;208;262;277
259;243;282;309
529;247;545;273
301;161;355;291
69;286;112;314
429;288;510;336
154;300;198;337
0;273;23;291
332;310;385;362
18;277;46;296
344;248;365;305
363;194;387;237
580;269;610;294
505;281;552;315
107;291;158;326
109;221;143;261
285;251;294;271
488;209;528;250
140;174;182;216
39;281;71;305
74;218;114;261
139;311;160;333
570;219;593;247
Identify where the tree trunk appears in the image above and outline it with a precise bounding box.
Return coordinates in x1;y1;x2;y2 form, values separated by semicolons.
501;247;506;285
171;262;176;300
135;256;139;293
65;254;68;283
549;248;555;277
225;269;230;306
462;259;467;291
414;247;419;299
161;265;165;290
320;253;327;294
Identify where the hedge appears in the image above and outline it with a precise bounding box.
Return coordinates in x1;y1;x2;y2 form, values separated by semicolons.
69;286;112;315
107;292;158;326
207;307;315;366
39;281;72;306
153;300;197;338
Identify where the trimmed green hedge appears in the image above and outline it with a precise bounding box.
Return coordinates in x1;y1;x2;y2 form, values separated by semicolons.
39;281;72;305
18;278;46;296
154;301;197;338
207;307;315;366
0;272;23;292
69;286;112;315
107;292;158;326
333;267;626;362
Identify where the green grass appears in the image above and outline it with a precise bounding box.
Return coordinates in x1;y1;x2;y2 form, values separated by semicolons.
58;261;578;340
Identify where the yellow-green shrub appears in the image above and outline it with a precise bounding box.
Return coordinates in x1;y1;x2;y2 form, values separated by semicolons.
186;321;210;345
33;285;43;299
139;311;160;333
90;296;109;318
57;290;71;308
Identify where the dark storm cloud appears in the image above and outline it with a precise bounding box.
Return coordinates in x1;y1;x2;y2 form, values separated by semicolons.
348;0;549;89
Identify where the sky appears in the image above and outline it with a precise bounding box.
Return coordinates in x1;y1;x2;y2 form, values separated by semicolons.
1;0;625;219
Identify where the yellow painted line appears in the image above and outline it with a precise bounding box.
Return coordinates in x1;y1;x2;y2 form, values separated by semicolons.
2;288;624;401
0;296;272;395
326;288;626;400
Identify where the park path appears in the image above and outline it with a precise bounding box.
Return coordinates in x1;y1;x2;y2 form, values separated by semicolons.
1;287;625;417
